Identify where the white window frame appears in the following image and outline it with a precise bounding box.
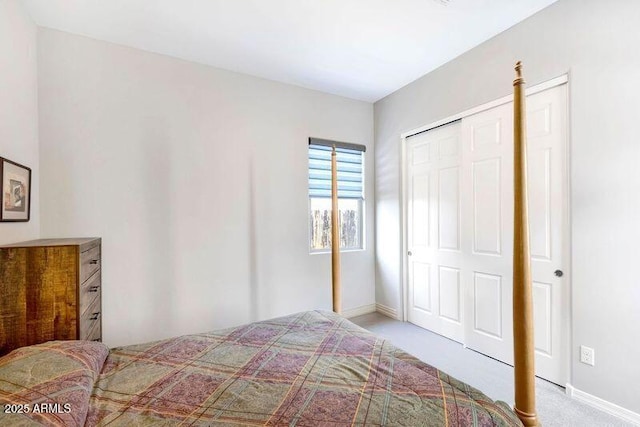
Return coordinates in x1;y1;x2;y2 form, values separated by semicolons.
308;138;366;254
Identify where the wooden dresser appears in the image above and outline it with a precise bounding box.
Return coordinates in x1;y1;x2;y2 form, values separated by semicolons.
0;238;102;356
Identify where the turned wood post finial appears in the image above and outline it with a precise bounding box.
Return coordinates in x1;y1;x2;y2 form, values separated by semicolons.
514;61;525;86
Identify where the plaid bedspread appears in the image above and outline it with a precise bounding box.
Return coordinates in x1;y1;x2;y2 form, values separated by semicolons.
87;311;522;426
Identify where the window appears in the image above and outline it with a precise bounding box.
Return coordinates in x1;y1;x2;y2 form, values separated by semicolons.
308;139;365;252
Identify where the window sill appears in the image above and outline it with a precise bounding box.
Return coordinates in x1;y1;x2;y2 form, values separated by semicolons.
309;248;365;255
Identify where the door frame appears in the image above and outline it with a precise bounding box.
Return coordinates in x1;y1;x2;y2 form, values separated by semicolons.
400;73;572;379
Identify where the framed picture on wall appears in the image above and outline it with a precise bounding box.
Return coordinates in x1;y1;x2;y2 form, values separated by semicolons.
0;157;31;222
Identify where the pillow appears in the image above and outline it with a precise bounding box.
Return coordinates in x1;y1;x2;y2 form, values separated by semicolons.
0;340;109;426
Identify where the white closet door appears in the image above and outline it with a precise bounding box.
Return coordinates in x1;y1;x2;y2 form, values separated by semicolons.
405;83;569;385
461;102;516;364
461;84;568;385
524;85;569;384
406;121;464;343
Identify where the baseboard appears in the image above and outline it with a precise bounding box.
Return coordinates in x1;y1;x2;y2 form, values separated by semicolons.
565;384;640;426
341;304;376;319
375;303;400;320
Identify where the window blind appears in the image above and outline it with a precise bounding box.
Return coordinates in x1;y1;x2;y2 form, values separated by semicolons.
308;144;364;199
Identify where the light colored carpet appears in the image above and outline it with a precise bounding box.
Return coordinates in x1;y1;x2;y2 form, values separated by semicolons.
351;312;634;427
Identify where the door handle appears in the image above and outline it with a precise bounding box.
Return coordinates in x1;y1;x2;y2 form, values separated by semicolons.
408;251;413;256
554;270;563;277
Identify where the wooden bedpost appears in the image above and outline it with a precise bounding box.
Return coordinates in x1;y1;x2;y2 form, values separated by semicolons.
512;61;539;426
331;145;342;314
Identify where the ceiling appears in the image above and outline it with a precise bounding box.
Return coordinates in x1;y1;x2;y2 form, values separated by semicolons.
24;0;558;102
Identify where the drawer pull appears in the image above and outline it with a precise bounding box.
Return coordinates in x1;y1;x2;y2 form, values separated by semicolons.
89;259;100;265
89;285;100;292
89;312;100;320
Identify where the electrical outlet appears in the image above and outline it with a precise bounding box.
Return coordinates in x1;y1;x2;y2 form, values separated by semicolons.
580;345;595;366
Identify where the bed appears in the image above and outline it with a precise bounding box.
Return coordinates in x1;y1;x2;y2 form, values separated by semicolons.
0;310;521;426
0;63;537;426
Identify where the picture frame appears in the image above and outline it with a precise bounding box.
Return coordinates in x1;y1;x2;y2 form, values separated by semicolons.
0;157;31;222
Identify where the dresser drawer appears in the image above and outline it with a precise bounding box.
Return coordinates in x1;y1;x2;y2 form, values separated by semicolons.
80;245;101;284
86;317;101;342
79;295;101;340
79;270;101;316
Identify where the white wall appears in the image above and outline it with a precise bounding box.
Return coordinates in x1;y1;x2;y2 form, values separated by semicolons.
374;0;640;414
0;0;39;244
37;29;374;347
